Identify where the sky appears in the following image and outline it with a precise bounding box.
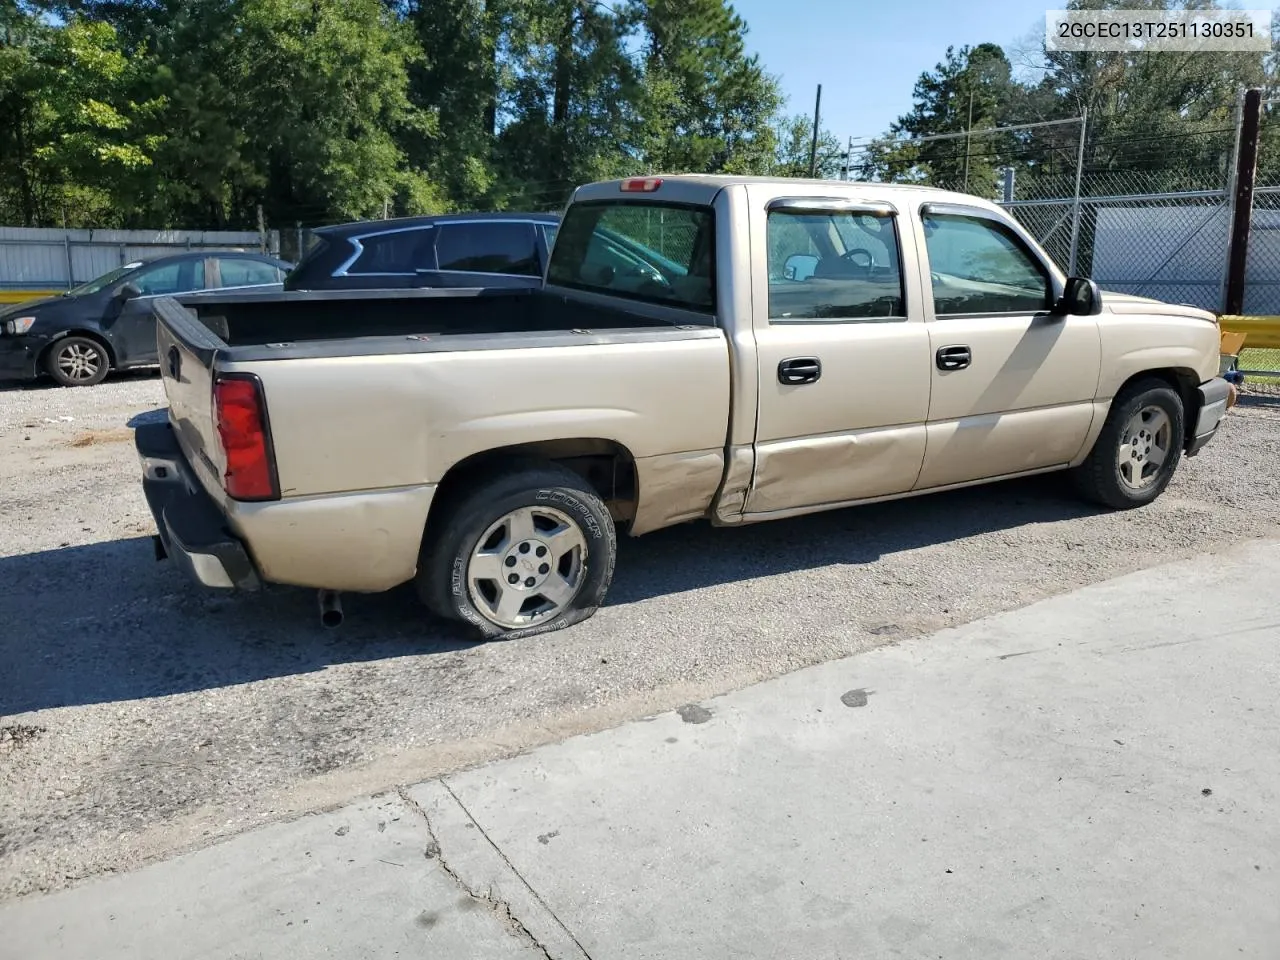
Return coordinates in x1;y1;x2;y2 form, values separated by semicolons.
731;0;1055;144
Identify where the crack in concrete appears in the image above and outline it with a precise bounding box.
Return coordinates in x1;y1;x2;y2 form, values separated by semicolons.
438;779;596;960
396;785;557;959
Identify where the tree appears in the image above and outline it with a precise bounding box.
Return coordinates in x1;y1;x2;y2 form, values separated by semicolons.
629;0;781;174
0;7;163;225
860;43;1019;195
493;0;639;210
771;113;842;179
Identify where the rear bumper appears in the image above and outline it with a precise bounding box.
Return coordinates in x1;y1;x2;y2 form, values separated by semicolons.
0;335;39;381
135;420;260;590
1185;376;1231;457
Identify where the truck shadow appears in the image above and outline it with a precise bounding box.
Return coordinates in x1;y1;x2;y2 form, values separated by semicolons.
0;473;1098;715
609;473;1099;604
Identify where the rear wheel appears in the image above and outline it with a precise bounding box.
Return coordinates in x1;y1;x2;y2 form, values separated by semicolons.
1071;379;1184;509
45;336;110;387
417;463;617;639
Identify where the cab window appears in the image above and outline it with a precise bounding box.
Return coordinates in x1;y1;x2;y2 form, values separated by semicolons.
921;213;1051;315
766;208;905;321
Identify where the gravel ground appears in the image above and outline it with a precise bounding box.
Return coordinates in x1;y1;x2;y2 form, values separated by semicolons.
2;372;1279;901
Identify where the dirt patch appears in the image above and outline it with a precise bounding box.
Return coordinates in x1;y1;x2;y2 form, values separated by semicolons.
69;428;134;448
0;725;46;754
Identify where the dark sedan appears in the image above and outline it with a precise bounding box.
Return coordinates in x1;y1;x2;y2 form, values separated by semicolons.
0;251;292;386
284;212;559;292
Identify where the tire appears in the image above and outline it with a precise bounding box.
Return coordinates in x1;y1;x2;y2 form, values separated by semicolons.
45;335;110;387
417;462;617;640
1071;378;1185;509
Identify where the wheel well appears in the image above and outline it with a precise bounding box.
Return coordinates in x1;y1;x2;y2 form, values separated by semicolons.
1117;367;1199;439
426;438;639;536
39;330;116;371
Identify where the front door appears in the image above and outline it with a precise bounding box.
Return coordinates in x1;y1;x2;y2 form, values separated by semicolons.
745;196;932;516
110;258;208;366
912;205;1101;490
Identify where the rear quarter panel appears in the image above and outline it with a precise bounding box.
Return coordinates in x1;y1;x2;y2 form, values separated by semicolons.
228;332;731;499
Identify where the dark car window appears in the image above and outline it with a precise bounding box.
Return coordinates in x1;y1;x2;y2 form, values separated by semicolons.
348;229;432;275
216;258;282;287
132;260;204;296
435;222;539;276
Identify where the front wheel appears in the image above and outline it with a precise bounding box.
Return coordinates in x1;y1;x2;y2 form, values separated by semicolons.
417;463;617;639
1071;378;1185;509
45;336;110;387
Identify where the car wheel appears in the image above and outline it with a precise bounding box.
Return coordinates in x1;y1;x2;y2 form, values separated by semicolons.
417;462;617;640
45;336;110;387
1071;378;1185;509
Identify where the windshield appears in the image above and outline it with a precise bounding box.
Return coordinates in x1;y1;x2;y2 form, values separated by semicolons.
66;262;143;297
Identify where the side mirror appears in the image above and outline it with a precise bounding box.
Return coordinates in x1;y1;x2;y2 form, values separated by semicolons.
1057;276;1102;316
783;253;819;281
114;282;142;302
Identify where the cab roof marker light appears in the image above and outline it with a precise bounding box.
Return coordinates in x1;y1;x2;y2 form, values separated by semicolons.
621;177;663;193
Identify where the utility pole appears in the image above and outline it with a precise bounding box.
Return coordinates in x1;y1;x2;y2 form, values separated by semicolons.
256;204;266;254
962;90;974;192
808;84;823;178
1225;88;1263;315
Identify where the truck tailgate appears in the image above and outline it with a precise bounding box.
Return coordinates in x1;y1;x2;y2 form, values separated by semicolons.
153;297;227;502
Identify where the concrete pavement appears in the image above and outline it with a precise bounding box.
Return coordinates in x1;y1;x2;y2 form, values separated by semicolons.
5;540;1280;959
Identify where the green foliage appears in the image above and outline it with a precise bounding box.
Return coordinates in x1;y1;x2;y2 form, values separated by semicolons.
0;8;163;224
860;1;1273;201
2;0;789;227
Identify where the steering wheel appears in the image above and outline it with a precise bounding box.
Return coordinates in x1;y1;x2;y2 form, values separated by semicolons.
840;247;874;269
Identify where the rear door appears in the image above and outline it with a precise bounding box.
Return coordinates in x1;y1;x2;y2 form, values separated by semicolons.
745;194;932;516
912;203;1101;489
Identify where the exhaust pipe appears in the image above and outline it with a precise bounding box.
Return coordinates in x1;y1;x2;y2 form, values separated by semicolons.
318;590;343;628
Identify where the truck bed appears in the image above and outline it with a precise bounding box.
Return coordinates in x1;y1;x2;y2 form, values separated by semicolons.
168;285;700;348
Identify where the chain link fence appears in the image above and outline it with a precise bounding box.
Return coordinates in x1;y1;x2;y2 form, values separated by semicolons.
846;104;1280;396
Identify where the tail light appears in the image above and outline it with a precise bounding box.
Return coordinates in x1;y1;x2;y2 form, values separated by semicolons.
213;374;278;501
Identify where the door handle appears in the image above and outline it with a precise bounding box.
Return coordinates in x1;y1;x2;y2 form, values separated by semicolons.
778;356;822;385
936;345;971;371
166;345;182;380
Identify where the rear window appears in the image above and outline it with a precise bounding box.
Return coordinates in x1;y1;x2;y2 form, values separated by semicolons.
547;202;715;313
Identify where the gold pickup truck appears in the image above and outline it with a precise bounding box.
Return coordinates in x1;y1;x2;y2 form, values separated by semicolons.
137;175;1231;638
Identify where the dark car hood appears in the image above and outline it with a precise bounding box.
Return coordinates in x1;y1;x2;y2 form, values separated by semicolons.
0;294;68;318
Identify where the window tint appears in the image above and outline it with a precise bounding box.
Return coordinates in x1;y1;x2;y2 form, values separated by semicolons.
547;202;714;313
348;229;431;275
766;208;905;321
436;222;539;276
132;261;202;296
217;258;281;287
922;213;1051;315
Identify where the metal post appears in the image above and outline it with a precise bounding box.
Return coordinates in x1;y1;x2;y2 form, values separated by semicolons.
1222;87;1248;308
1067;108;1089;276
1001;166;1016;204
296;221;303;259
63;233;73;290
808;84;822;178
257;204;266;254
1225;88;1263;315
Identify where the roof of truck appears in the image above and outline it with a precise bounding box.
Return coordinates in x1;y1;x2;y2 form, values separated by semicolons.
606;174;949;192
572;175;989;210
